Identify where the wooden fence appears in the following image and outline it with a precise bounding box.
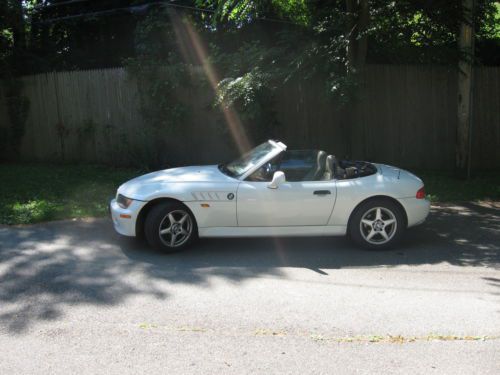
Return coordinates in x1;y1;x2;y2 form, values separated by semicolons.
1;65;499;169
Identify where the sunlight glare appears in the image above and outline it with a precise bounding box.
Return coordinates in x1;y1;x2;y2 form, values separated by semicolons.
169;9;252;154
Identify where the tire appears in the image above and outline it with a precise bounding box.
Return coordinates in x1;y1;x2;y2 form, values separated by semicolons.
144;201;198;253
349;198;405;250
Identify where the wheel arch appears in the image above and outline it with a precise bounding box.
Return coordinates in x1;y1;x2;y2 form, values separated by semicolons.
347;195;408;234
136;197;197;238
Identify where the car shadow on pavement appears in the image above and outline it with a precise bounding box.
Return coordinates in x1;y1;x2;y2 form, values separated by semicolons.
0;202;498;333
122;202;500;271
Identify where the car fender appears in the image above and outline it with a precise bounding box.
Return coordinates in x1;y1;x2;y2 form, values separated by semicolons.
125;181;240;228
328;171;422;226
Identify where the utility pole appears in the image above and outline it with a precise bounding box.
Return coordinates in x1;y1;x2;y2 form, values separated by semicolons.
456;0;475;178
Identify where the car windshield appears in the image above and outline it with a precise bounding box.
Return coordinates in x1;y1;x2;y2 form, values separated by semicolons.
220;141;280;178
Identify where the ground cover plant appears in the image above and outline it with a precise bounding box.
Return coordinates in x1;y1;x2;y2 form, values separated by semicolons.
1;163;498;225
0;163;138;225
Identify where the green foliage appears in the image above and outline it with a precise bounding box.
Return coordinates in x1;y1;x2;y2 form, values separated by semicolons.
126;9;281;154
0;163;138;225
476;0;500;39
196;0;310;25
211;41;279;139
124;8;191;168
216;67;272;108
197;0;500;103
197;1;362;102
215;66;278;140
8;200;58;224
2;0;499;168
128;55;188;130
271;0;310;25
2;0;500;76
126;9;189;131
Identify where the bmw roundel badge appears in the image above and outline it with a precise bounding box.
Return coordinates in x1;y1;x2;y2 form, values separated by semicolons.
227;193;235;200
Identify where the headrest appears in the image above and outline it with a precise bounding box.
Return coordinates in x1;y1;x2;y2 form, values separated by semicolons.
317;150;327;164
325;155;334;173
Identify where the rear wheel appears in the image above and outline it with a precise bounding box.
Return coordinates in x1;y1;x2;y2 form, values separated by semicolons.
349;199;405;250
144;201;197;253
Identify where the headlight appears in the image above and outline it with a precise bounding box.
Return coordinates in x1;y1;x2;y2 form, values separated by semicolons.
116;194;133;209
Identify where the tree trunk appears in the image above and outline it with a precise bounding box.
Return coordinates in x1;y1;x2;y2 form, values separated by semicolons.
345;0;369;74
11;0;26;60
345;0;356;75
456;0;474;177
344;0;370;159
356;0;369;71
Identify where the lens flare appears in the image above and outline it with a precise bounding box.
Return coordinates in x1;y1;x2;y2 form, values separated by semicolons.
169;10;252;154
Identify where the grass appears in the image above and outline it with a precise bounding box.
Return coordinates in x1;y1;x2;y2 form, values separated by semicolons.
416;171;500;203
0;163;139;225
0;163;498;225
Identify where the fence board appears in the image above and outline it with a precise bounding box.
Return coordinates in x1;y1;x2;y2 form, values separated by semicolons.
0;65;499;170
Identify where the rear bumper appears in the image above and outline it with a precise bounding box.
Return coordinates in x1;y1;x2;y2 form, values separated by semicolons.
397;197;431;228
109;198;145;237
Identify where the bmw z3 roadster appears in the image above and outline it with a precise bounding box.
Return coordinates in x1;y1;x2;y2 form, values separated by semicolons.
110;140;430;252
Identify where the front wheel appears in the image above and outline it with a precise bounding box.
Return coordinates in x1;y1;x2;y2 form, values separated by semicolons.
144;202;198;253
349;199;405;250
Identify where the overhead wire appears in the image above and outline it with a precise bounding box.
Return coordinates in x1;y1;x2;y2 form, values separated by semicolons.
32;0;298;25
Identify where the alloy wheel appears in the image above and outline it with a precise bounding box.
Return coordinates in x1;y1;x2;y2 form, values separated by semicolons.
359;207;398;245
158;210;193;247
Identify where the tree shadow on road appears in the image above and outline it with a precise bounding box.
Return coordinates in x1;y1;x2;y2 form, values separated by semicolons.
0;221;168;333
0;202;498;333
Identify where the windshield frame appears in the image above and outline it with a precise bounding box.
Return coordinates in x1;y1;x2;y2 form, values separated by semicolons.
219;140;286;180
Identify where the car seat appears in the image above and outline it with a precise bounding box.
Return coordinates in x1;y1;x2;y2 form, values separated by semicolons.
304;151;327;181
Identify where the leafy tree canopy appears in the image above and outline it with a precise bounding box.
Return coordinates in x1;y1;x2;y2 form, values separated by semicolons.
0;0;499;77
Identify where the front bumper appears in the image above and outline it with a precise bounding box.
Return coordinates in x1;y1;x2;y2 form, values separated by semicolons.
109;198;146;237
397;197;431;228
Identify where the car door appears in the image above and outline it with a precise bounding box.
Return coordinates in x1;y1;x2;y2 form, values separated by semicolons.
236;150;336;227
237;180;336;226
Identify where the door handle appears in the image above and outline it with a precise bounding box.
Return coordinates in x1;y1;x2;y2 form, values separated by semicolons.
313;190;331;195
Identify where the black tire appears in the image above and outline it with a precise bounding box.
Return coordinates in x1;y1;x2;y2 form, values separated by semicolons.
349;198;405;250
144;201;198;253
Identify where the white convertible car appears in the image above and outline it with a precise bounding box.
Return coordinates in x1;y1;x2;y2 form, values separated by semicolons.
110;140;430;252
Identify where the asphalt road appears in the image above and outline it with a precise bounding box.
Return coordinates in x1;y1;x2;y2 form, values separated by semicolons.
0;202;499;374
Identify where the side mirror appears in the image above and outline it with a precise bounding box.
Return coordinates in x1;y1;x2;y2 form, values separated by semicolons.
267;171;286;189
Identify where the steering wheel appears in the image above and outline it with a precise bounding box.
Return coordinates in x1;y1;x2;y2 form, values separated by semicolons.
263;162;272;175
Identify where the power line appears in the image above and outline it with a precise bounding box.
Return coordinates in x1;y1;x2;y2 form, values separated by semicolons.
32;0;297;26
34;4;162;24
33;0;92;10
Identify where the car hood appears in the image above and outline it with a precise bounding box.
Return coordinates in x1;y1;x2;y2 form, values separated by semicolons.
117;165;237;199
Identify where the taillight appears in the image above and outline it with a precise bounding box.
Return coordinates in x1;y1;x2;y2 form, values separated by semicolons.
416;186;426;199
